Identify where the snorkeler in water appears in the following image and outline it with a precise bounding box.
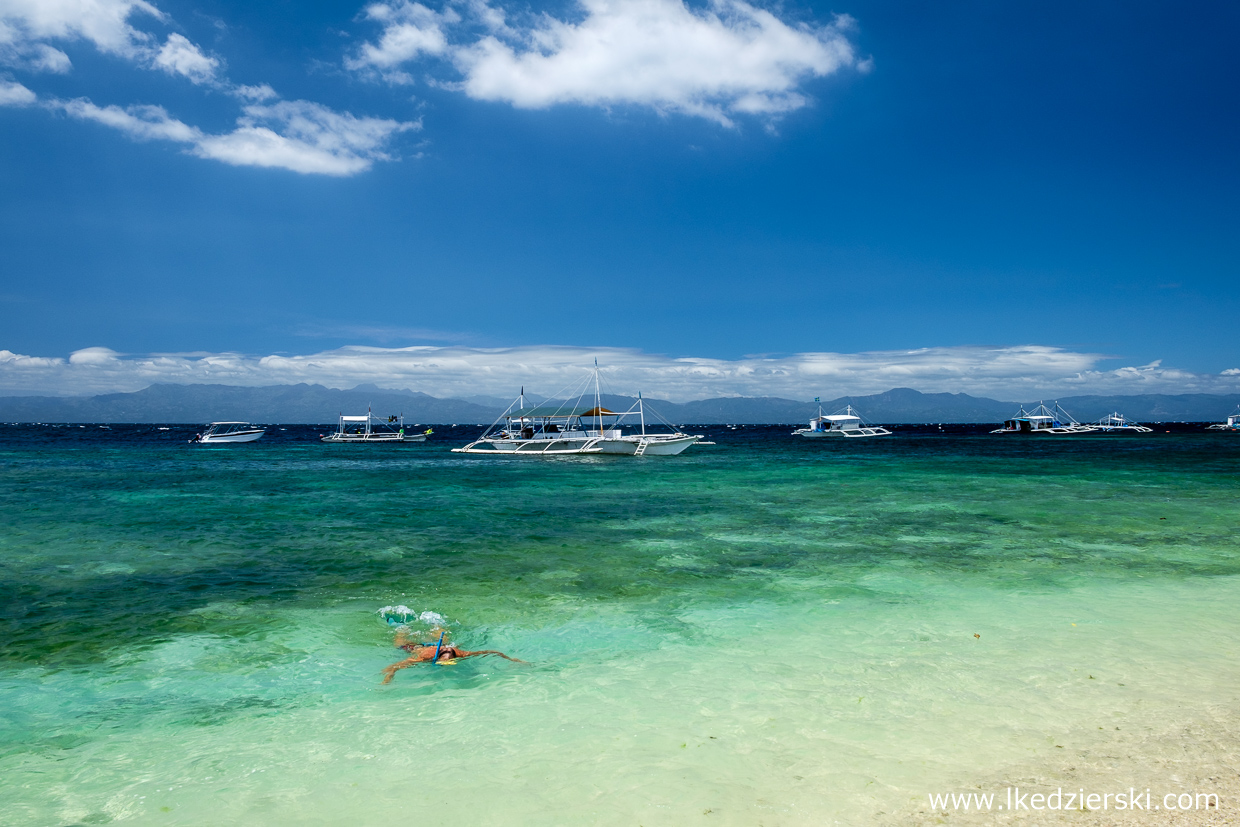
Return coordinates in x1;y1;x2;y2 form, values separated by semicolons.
381;626;525;683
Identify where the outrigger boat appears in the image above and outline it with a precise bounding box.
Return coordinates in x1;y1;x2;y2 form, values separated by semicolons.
1091;412;1152;433
190;422;265;444
792;403;891;438
321;408;431;443
991;403;1096;435
1205;407;1240;431
452;368;701;457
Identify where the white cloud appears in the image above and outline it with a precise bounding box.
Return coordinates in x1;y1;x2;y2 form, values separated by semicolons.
0;0;163;65
194;100;419;176
346;1;455;84
153;32;218;84
351;0;861;124
233;83;277;101
51;95;416;175
0;1;221;87
2;3;416;176
3;343;1239;401
54;97;200;141
0;76;35;104
67;346;122;365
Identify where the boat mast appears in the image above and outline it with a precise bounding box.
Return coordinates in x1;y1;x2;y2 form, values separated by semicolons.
594;359;602;435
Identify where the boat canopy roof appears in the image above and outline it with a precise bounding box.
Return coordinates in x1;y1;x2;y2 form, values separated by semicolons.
818;414;861;423
207;421;251;426
508;405;612;418
340;415;370;422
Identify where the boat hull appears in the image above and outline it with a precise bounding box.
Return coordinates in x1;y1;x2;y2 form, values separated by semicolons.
793;427;891;438
452;437;603;455
596;435;701;455
194;430;265;443
320;434;427;443
989;426;1097;435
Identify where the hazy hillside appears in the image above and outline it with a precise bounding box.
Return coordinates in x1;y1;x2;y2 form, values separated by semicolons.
1;384;1236;424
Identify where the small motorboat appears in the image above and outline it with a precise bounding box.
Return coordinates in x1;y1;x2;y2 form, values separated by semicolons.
190;422;265;444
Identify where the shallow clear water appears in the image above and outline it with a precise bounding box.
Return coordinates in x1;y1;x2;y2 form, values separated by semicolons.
2;425;1238;825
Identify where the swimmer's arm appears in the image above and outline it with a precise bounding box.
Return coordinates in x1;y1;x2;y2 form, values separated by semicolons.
455;649;527;664
380;654;421;684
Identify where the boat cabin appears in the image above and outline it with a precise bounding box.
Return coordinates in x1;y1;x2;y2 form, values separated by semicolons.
500;405;623;440
1001;415;1059;432
808;414;861;432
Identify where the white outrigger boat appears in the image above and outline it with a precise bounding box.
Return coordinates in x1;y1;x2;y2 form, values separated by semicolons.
190;422;265;444
321;408;431;443
991;403;1096;435
792;404;891;438
1205;407;1240;431
1091;412;1152;433
452;370;701;457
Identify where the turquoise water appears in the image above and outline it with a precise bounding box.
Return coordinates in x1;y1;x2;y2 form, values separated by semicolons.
3;425;1239;825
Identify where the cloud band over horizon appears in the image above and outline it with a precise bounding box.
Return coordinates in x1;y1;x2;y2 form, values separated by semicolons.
2;344;1238;402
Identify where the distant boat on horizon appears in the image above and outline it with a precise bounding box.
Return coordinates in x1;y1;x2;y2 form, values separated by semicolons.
1090;412;1153;433
792;403;891;438
321;408;430;443
991;403;1095;435
1206;407;1240;431
452;367;701;456
190;422;265;444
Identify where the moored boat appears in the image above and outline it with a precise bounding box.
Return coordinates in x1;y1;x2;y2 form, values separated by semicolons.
321;408;431;443
792;404;891;438
1091;412;1152;433
452;369;701;457
190;422;265;444
1205;407;1240;431
991;403;1095;435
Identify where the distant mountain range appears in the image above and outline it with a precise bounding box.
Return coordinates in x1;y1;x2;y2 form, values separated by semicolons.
0;383;1237;424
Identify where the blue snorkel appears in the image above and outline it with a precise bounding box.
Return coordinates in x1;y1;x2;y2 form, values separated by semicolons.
431;630;446;664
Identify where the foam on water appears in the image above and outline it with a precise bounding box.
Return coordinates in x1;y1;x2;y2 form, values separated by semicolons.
377;606;447;626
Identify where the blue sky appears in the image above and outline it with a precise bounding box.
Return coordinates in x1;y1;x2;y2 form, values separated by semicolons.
1;0;1237;399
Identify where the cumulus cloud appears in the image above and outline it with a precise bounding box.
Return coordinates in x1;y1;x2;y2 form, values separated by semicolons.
3;344;1239;401
54;97;199;141
3;2;410;175
194;100;418;175
51;95;416;175
233;83;277;101
0;0;163;68
0;76;35;104
345;1;455;84
350;0;862;124
153;32;219;84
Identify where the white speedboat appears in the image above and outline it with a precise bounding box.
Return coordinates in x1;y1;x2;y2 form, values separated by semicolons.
453;370;701;457
190;422;265;444
1205;408;1240;431
991;403;1096;434
321;408;431;443
1091;412;1152;433
793;404;891;438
